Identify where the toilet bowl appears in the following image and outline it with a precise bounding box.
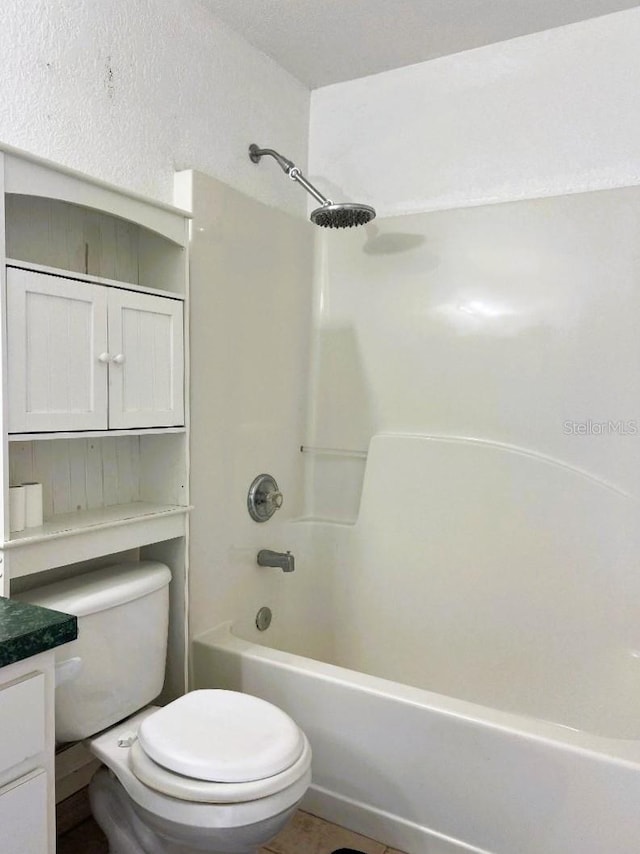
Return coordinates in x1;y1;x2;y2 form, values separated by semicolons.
17;561;312;854
89;701;312;854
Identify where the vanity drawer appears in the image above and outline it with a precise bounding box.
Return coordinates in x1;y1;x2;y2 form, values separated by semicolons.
0;672;45;774
0;768;48;854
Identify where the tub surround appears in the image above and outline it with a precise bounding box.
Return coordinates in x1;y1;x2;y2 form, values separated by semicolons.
0;597;77;667
192;424;640;853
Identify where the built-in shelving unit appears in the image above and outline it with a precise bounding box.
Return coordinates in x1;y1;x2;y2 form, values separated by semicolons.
0;143;191;854
0;142;191;699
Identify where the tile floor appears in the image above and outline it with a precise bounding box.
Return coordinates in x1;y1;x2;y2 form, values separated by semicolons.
57;806;405;854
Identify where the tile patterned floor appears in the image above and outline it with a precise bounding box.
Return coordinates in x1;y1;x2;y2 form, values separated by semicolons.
57;807;405;854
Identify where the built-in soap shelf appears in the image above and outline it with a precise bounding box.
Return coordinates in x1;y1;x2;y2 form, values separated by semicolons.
300;444;368;524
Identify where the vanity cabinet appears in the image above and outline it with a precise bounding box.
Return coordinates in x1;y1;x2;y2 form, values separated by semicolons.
7;265;184;433
0;653;58;854
0;769;48;854
0;670;48;853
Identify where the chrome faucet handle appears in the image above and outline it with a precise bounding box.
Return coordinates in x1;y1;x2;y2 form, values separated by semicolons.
247;474;284;522
265;490;283;511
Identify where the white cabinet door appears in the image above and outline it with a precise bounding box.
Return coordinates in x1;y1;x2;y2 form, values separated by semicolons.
7;268;109;432
107;289;184;429
0;770;48;854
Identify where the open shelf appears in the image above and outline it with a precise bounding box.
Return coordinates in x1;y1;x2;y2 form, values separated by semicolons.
9;428;186;442
5;502;188;547
5;259;186;301
4;502;191;579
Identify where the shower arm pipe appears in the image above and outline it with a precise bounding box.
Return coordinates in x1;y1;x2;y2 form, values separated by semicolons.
249;145;332;207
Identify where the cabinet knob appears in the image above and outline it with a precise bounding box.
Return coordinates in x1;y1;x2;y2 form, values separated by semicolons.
97;352;111;363
112;353;126;365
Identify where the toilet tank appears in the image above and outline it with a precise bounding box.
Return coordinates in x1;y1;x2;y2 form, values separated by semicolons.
16;560;171;743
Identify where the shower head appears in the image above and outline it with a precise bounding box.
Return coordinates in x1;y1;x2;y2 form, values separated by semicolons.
249;144;376;229
310;202;376;229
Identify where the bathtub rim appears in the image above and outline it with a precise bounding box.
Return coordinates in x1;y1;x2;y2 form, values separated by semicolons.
194;621;640;768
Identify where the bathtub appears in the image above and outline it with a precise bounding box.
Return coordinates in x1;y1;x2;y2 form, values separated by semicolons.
194;623;640;854
193;435;640;854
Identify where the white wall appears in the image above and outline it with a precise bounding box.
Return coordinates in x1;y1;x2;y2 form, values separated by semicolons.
309;8;640;216
0;0;309;215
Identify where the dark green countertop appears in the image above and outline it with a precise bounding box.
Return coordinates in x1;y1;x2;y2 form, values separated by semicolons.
0;597;77;667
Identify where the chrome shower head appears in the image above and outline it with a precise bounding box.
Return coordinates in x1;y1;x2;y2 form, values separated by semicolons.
249;143;376;229
310;202;376;229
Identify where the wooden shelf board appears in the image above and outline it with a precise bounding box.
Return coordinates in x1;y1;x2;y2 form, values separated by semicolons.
6;259;186;301
9;427;185;442
4;502;190;548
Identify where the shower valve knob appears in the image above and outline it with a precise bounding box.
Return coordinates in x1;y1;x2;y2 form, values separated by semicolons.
266;490;283;510
247;474;283;522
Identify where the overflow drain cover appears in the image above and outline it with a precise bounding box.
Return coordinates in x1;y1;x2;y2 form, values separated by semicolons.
256;606;272;631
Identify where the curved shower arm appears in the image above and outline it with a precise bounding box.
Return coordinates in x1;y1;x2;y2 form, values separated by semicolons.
249;145;294;174
249;144;332;207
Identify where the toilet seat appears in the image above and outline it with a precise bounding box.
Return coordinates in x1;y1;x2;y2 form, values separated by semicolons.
130;732;312;803
137;690;305;783
90;707;312;831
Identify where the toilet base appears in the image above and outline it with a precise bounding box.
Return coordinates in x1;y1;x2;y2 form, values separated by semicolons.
89;767;301;854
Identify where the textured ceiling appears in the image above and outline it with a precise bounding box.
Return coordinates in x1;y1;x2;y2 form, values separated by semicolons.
201;0;640;88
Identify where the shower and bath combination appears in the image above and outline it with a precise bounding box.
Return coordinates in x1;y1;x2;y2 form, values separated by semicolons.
249;144;376;228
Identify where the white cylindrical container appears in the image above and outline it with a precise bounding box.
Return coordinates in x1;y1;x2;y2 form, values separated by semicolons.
9;485;26;532
23;482;43;528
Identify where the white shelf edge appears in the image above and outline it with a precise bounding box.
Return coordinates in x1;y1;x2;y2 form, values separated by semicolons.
9;427;186;442
6;259;186;301
1;144;192;218
3;502;192;549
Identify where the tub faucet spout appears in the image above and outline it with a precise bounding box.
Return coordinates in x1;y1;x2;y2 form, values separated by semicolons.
257;549;295;572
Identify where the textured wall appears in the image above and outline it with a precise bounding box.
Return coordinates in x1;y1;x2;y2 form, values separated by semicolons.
0;0;310;214
309;8;640;216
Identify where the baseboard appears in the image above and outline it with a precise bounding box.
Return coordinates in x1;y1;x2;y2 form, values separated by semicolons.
302;785;491;854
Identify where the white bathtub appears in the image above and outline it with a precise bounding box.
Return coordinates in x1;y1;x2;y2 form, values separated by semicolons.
194;435;640;853
194;623;640;854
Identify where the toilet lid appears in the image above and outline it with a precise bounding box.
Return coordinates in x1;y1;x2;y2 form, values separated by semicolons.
137;690;305;783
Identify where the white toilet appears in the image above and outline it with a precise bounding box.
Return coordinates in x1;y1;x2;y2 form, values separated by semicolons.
18;560;312;854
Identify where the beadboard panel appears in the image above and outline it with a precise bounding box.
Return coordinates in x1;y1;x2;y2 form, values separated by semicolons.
9;437;141;518
4;195;186;295
5;195;140;285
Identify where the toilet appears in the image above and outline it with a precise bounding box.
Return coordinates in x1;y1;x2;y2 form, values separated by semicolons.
18;560;311;854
